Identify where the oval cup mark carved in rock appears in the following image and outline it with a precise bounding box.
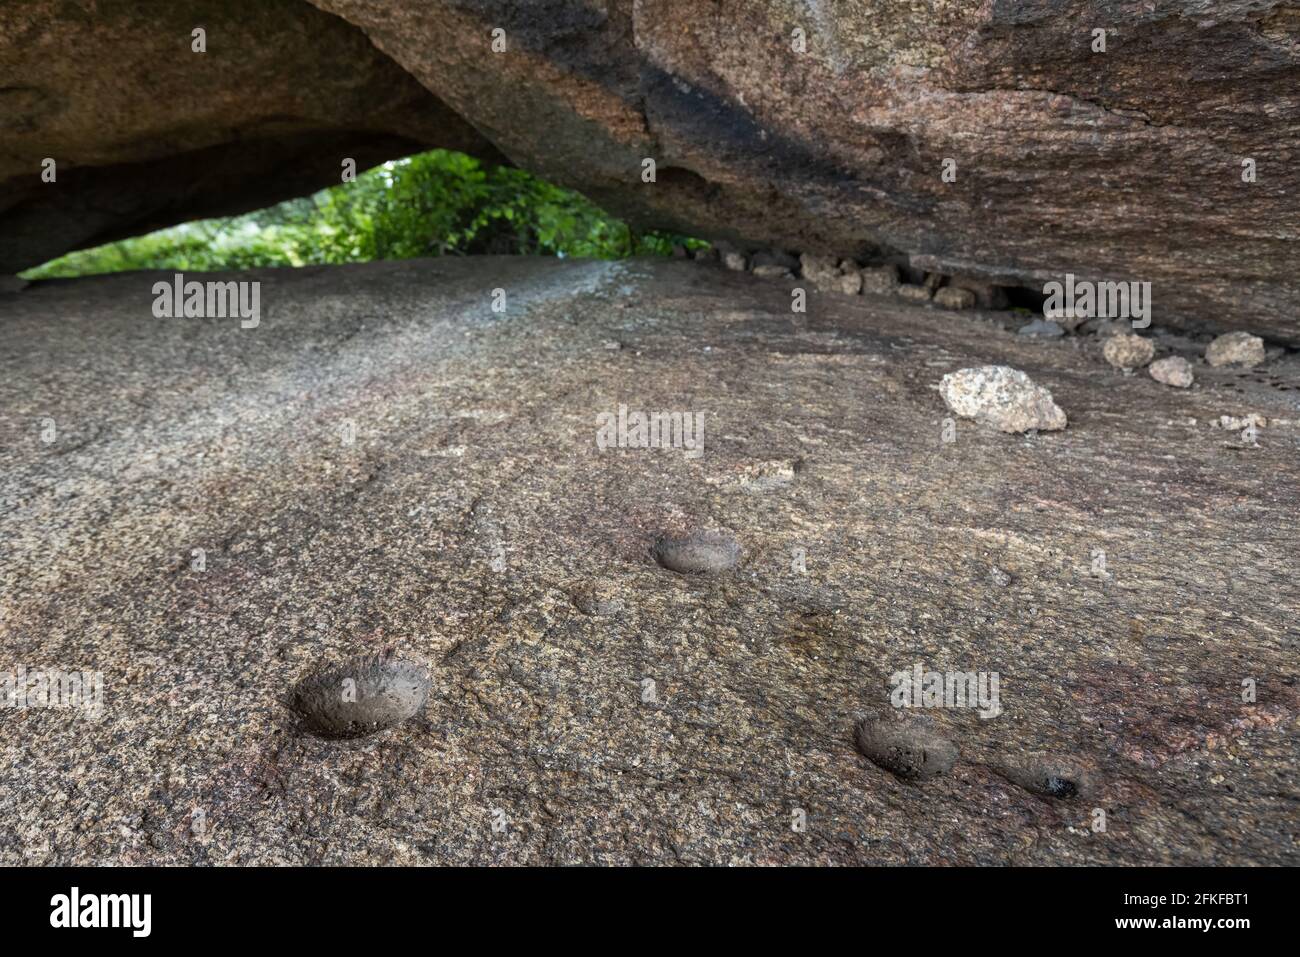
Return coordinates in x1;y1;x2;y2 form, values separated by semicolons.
571;584;626;617
291;653;431;739
652;530;741;575
855;718;958;782
992;755;1095;800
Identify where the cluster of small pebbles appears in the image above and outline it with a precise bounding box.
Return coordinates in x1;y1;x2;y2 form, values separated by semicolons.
691;243;1275;384
1017;298;1269;389
693;242;991;311
690;244;1278;447
936;333;1269;434
1015;304;1270;388
1096;330;1267;387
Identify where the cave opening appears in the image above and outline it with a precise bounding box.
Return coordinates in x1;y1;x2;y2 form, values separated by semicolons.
18;149;704;281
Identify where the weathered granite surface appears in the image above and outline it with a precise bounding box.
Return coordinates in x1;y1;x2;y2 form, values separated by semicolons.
5;2;1300;340
1;258;1297;864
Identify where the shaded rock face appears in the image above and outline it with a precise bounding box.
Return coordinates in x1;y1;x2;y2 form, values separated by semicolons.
313;0;1298;341
10;0;1300;340
0;0;498;273
5;1;1300;340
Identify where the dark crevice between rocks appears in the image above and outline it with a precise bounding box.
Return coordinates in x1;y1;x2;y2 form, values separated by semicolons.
655;165;723;204
1003;284;1048;313
696;239;1300;354
699;238;1056;319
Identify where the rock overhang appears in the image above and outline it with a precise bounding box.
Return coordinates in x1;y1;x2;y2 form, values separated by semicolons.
3;1;1300;342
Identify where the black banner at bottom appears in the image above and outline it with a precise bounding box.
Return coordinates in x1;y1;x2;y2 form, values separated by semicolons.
0;866;1279;943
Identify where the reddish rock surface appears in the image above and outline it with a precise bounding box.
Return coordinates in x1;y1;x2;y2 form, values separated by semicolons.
1;257;1296;863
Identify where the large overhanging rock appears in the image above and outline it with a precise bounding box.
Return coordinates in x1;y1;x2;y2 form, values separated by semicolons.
306;0;1300;341
0;0;498;273
4;1;1300;342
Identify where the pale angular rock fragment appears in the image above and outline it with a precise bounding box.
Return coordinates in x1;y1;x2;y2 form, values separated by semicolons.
1206;332;1265;368
940;365;1067;433
1149;355;1194;388
934;286;976;310
1103;334;1156;370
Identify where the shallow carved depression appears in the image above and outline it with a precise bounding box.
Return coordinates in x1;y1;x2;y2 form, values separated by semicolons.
652;530;741;574
291;653;431;739
992;756;1095;800
855;719;959;782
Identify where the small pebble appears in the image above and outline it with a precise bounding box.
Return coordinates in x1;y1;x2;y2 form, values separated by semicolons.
799;254;865;293
1206;331;1265;367
1149;355;1193;388
986;566;1014;587
1017;318;1065;338
951;279;1008;310
1103;333;1156;370
860;265;900;295
798;253;840;286
751;264;793;280
993;755;1095;800
855;719;958;781
653;530;740;574
828;271;862;295
934;287;976;310
292;653;430;739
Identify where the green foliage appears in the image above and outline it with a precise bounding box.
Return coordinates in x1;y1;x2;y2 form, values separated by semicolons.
23;150;705;279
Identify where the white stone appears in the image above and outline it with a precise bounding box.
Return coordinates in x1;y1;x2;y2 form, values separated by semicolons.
939;365;1067;433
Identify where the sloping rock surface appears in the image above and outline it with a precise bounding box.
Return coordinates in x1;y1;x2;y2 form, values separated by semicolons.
1;258;1297;864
